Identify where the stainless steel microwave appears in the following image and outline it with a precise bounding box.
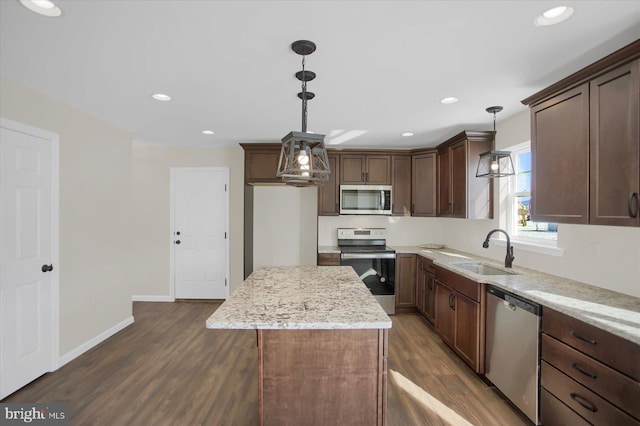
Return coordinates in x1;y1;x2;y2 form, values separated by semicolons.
339;185;392;215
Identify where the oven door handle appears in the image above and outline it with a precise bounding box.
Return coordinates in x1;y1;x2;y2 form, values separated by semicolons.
341;252;396;260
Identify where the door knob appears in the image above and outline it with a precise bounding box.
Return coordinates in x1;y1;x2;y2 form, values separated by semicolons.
41;264;53;273
175;240;181;245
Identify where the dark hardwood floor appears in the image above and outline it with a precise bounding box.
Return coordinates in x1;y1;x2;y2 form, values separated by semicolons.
3;302;528;425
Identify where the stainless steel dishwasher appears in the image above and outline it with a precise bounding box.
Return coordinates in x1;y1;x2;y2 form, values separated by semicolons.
486;285;541;425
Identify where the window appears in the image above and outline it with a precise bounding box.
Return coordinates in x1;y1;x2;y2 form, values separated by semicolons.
507;143;557;243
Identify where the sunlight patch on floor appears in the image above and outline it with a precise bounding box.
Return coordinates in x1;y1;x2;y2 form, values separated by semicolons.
390;369;473;426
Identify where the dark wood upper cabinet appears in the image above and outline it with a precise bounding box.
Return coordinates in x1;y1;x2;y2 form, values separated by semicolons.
317;153;340;216
241;143;282;184
530;84;590;224
411;152;436;216
437;147;451;216
392;155;411;216
437;131;493;219
589;61;640;227
340;154;391;185
523;40;640;226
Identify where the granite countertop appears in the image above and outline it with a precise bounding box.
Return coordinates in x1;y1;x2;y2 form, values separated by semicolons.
206;266;391;330
392;246;640;345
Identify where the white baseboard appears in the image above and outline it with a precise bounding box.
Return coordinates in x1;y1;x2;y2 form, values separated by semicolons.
57;315;134;368
132;295;174;302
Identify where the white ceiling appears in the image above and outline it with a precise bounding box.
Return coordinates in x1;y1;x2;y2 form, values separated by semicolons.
1;1;639;149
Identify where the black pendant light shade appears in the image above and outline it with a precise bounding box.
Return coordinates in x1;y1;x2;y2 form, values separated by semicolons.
476;106;515;178
276;40;331;186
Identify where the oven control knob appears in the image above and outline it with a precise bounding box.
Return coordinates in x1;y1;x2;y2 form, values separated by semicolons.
380;277;386;283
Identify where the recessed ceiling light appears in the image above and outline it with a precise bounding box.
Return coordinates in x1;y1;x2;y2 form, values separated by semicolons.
202;130;215;135
440;97;459;104
401;132;414;137
152;93;172;102
534;6;574;26
20;0;62;17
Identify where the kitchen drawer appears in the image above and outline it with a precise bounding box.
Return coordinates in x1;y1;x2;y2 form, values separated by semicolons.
317;253;340;266
419;256;435;274
542;333;640;419
542;307;640;381
434;265;479;302
540;387;590;426
541;361;639;425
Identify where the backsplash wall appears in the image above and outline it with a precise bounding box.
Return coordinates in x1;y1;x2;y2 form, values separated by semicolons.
318;216;447;246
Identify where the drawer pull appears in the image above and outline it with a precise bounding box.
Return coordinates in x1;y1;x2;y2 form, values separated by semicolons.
571;331;597;345
571;362;597;379
570;393;598;412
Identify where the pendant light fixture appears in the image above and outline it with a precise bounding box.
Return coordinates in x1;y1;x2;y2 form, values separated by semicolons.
276;40;331;186
476;106;515;178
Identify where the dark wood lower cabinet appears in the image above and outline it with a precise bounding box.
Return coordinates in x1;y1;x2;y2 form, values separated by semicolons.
416;256;436;324
452;292;479;369
258;329;388;426
540;387;591;426
434;268;483;374
424;273;436;324
395;254;416;312
540;307;640;425
434;282;455;347
317;252;340;266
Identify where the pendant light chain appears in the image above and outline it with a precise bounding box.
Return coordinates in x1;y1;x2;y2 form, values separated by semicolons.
301;55;308;133
492;110;497;150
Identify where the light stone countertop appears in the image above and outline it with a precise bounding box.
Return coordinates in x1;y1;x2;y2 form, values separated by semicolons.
392;246;640;345
206;266;391;330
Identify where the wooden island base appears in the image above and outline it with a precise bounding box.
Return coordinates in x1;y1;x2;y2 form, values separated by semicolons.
257;329;389;426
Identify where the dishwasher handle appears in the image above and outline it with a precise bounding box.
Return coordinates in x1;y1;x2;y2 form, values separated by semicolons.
487;285;540;316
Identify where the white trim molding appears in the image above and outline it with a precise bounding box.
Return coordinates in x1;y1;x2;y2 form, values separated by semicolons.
57;316;134;368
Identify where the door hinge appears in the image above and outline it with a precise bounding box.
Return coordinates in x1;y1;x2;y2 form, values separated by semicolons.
225;278;228;287
225;184;227;192
224;232;227;239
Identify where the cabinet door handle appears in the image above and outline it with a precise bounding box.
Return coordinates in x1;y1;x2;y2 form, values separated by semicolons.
412;204;415;214
628;192;638;218
571;363;597;379
570;393;598;412
362;171;366;182
571;331;597;345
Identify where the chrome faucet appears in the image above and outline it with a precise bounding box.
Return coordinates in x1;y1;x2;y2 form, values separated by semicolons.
483;229;515;268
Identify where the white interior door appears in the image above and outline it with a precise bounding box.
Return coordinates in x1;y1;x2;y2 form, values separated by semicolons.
0;120;58;399
172;168;229;299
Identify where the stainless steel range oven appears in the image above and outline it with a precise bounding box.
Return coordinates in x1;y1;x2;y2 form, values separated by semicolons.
338;228;396;314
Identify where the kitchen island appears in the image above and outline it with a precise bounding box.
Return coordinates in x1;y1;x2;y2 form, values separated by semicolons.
206;266;392;426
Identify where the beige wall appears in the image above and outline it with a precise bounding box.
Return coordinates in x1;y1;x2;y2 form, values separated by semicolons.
130;144;244;295
1;77;134;355
253;186;317;268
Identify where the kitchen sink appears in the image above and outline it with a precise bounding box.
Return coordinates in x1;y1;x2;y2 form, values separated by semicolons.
453;262;518;276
